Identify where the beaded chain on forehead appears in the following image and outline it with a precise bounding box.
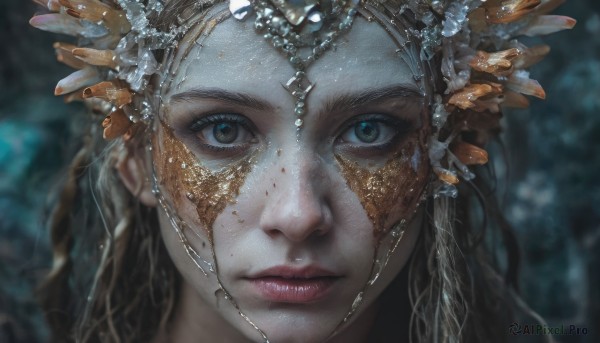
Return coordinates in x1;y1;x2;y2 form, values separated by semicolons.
229;0;360;129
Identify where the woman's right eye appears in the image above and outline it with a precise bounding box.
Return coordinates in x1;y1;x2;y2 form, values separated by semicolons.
188;113;256;154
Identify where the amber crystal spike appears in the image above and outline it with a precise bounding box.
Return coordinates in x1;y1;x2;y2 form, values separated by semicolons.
72;48;118;69
435;169;460;185
451;142;489;166
102;109;132;140
53;42;86;69
486;0;541;24
448;84;501;110
470;48;522;76
83;81;133;107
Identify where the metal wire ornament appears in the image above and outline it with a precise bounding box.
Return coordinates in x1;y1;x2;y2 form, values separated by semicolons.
230;0;360;129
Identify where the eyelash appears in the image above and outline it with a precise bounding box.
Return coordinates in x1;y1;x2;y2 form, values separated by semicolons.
187;113;255;154
188;113;251;132
337;114;413;150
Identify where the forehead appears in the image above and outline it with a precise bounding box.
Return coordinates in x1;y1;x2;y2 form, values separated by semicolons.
167;14;420;102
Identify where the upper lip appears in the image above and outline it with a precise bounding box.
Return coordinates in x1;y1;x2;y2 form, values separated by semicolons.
246;265;340;279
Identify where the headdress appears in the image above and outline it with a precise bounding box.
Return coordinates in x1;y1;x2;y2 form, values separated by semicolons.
30;0;575;196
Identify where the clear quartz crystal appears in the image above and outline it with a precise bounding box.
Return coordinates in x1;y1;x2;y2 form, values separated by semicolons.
119;1;149;31
80;20;109;38
442;2;468;37
428;138;448;163
307;10;324;32
146;0;164;13
434;183;458;198
230;0;252;20
139;51;159;74
127;67;148;91
431;95;449;128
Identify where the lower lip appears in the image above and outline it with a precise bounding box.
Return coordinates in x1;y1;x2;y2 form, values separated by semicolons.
246;277;339;303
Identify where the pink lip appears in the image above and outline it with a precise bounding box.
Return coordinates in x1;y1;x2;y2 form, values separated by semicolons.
245;266;341;303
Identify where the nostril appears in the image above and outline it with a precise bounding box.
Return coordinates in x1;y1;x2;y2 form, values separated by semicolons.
259;190;332;242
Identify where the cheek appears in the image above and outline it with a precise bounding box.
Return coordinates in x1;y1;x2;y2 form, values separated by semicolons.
153;124;255;242
334;132;430;237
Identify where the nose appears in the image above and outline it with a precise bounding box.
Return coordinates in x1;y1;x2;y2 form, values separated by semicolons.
258;149;333;243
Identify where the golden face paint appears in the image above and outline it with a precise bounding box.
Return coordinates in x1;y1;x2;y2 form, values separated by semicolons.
154;122;255;242
335;132;430;236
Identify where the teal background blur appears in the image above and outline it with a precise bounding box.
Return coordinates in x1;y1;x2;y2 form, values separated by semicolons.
1;1;599;342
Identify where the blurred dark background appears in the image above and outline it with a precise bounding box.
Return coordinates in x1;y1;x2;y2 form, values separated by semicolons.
1;1;598;342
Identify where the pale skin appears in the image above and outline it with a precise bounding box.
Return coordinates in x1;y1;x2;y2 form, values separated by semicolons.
118;13;431;343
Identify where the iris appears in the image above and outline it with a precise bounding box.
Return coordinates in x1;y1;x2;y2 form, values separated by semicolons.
354;121;380;143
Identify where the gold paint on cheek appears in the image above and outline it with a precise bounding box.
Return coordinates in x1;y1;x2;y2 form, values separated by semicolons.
335;139;429;236
154;124;255;242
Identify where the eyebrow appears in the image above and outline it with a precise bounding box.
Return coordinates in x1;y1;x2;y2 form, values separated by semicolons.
320;84;424;117
169;87;274;112
169;84;423;119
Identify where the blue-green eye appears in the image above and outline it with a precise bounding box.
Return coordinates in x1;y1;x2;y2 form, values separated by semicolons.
339;117;401;146
213;122;239;144
189;114;255;149
354;121;380;143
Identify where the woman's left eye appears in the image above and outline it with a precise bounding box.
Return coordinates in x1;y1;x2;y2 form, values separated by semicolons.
338;117;404;147
211;122;240;144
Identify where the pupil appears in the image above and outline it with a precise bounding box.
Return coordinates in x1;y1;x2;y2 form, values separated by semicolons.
213;122;238;144
355;121;379;143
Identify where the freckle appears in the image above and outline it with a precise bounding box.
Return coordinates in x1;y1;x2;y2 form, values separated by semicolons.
232;210;238;215
230;254;233;257
202;242;206;248
238;219;245;223
281;167;285;173
266;190;269;196
277;149;282;156
273;183;276;188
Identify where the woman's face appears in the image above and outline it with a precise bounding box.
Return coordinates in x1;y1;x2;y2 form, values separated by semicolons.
152;11;430;343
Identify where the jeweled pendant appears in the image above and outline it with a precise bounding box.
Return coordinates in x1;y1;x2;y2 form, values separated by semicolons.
307;10;324;32
271;0;318;26
229;0;252;20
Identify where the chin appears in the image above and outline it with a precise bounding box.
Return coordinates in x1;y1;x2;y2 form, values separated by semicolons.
257;327;332;343
235;309;342;343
